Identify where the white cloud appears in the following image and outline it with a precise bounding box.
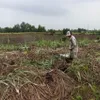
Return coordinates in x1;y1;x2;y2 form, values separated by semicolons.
0;0;100;29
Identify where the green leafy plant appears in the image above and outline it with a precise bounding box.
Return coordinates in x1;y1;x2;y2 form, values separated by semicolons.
78;39;91;47
35;40;66;48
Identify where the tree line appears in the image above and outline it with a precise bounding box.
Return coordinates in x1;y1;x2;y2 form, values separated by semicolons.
0;22;100;35
0;22;46;33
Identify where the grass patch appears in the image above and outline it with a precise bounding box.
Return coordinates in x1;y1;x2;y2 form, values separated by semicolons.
78;39;92;47
34;40;67;48
0;43;29;51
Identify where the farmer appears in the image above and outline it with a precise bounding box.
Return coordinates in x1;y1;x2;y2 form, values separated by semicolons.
66;31;78;59
60;31;78;60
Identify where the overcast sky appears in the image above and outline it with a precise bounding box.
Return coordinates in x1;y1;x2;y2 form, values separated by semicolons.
0;0;100;29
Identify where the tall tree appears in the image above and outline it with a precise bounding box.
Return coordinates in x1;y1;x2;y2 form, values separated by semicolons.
20;22;26;32
63;28;70;35
37;25;46;32
13;24;20;32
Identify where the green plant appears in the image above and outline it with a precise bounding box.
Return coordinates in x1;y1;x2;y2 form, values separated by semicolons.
89;84;100;100
78;39;91;47
72;95;83;100
35;40;66;48
0;43;29;51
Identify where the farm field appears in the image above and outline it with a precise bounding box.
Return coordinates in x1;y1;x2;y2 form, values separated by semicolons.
0;33;100;100
0;32;99;44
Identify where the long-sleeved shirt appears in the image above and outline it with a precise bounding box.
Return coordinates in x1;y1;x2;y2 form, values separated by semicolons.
69;35;78;58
